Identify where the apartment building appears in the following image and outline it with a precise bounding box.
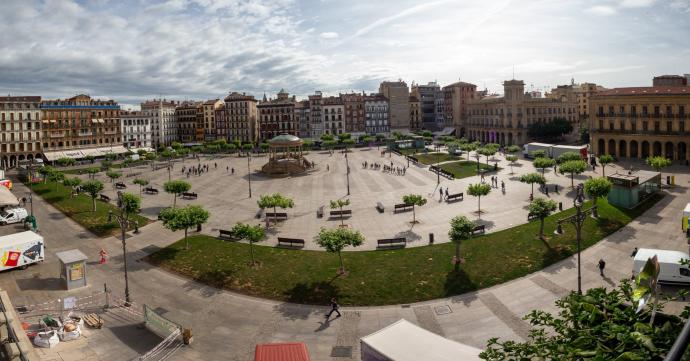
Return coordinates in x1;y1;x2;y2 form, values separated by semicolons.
0;96;42;167
176;101;201;143
340;92;365;133
364;93;389;134
220;92;258;143
257;90;296;141
322;96;344;135
442;81;477;136
140;99;177;147
202;99;223;141
379;81;409;130
120;110;152;149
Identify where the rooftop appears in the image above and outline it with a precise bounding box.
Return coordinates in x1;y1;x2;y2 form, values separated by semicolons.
609;170;660;184
596;87;690;97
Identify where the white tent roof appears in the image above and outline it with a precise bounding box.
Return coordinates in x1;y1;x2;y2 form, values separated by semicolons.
360;319;482;361
0;186;19;207
684;203;690;215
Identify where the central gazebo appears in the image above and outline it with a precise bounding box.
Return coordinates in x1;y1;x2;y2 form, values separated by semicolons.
261;134;313;176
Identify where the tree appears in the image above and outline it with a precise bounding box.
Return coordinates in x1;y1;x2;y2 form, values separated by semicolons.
505;144;521;156
315;227;364;275
646;156;672;182
133;178;149;196
505;155;519;174
159;205;210;250
558;151;582;163
101;160;113;170
337;133;351;142
171;141;183;151
526;117;573;141
56;157;75;167
230;222;265;266
62;177;81;198
597;154;614;177
86;167;99;179
529;150;547;159
145;152;157;161
257;193;294;226
137;149;147;157
584;177;612;218
47;170;65;190
579;125;590;144
480;281;686;361
302;140;314;150
329;199;351;226
38;166;55;184
559;160;587;188
85;155;95;164
343;138;355;150
477;147;495;165
323;140;337;151
361;136;375;149
164;180;191;208
467;183;491;215
402;194;427;224
321;134;335;142
448;216;474;271
460;142;478;161
106;170;122;184
119;192;142;221
533;157;556;176
241;143;253;155
528;198;557;240
519;173;546;198
259;143;270;152
81;180;104;212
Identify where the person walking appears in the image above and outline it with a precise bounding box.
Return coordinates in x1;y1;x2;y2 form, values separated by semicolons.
501;180;505;192
631;247;638;257
439;187;444;201
99;249;108;264
445;188;449;199
326;297;341;319
598;259;606;277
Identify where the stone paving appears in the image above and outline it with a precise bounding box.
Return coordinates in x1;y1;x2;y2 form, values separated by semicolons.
1;153;688;360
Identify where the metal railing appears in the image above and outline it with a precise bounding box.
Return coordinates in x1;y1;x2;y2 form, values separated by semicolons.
664;318;690;361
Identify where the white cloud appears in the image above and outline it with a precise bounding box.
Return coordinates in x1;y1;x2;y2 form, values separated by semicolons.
349;0;450;39
319;32;339;39
619;0;658;8
670;0;690;11
586;5;617;15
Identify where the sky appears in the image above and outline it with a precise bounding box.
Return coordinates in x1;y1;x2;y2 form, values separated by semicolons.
1;0;689;107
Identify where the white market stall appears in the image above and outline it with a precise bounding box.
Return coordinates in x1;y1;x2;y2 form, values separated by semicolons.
360;319;482;361
0;186;19;207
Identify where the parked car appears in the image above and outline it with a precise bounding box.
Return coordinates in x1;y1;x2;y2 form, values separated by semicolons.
0;208;29;225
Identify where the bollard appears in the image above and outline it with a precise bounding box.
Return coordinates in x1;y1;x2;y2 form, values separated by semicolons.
667;175;671;185
558;202;563;211
429;233;434;245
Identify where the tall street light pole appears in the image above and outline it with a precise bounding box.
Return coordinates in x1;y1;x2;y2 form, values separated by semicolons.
247;154;252;198
345;152;350;196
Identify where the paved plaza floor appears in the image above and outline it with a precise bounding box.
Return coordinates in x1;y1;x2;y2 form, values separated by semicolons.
1;151;689;360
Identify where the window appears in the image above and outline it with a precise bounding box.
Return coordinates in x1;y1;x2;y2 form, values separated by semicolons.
654;122;660;132
680;268;690;277
631;106;636;115
643;121;648;131
642;106;648;115
667;121;673;132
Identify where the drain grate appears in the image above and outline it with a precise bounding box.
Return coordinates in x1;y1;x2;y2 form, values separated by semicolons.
331;346;353;357
434;305;452;315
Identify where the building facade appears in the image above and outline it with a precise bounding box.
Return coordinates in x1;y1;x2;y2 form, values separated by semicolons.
379;81;409;130
364;94;389;134
0;96;42;167
257;90;296;141
409;96;421;131
294;100;311;138
40;95;123;160
442;81;477;136
140;99;177;148
308;91;323;138
120;110;152;149
411;82;441;129
322;97;344;135
221;92;258;144
176;101;200;143
653;75;688;87
466;80;578;146
341;92;365;133
590;83;690;161
202;99;223;141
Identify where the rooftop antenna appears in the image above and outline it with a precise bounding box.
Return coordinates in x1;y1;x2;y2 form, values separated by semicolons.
512;65;515;80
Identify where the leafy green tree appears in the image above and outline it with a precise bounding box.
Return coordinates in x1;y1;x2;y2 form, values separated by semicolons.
62;177;81;197
505;155;519;174
598;154;614;177
81;180;104;212
528;198;557;240
56;157;75;167
361;136;375;149
421;130;433;138
321;134;335;142
459;142;478;161
505;144;521;155
402;194;427;224
448;216;474;271
257;193;294;226
224;143;237;153
519;173;546;198
315;227;364;275
101;160;113;170
467;183;491;215
38;166;55;184
47;169;65;190
343;138;355;150
104;153;117;161
477;147;496;165
329;199;351;226
230;222;265;266
259;143;270;152
337;133;351;142
579;125;590;144
171;142;183;150
584;177;612;218
533;157;556;176
164;180;191;208
119;192;142;222
86;167;99;179
85;155;95;164
159;149;173;159
323;140;337;150
559;160;587;188
133;178;149;196
145;153;157;161
558;151;582;163
481;281;686;361
241;143;253;155
159;205;210;250
529;150;547;159
302;140;314;150
106;170;122;184
137;149;147;157
646;156;672;182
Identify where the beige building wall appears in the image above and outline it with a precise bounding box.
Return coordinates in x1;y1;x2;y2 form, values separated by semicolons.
202;99;223;141
379;81;409;130
442;81;477;137
0;96;42;167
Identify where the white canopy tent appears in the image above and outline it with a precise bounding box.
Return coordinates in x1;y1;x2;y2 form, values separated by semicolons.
360;319;482;361
0;186;19;207
43;146;129;161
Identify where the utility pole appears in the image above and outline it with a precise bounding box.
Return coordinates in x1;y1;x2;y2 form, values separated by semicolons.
345;152;350;196
247;154;252;198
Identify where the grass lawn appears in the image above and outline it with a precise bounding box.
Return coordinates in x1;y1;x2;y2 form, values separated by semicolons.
439;161;497;179
31;181;151;237
413;152;460;165
147;195;661;306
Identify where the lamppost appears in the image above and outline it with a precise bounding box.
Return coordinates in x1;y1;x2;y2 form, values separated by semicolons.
247;153;252;198
554;183;597;294
435;143;440;185
345;152;350;196
112;193;134;306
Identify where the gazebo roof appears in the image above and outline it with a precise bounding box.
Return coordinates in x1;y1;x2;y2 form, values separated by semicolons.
268;134;303;146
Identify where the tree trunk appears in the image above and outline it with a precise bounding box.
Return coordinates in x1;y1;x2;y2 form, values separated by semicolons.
602;165;605;177
92;197;97;212
531;183;534;197
412;205;416;223
173;193;177;208
340;206;344;226
338;251;345;274
571;173;574;188
539;218;545;240
184;228;189;250
454;242;461;271
249;241;255;265
478;195;481;214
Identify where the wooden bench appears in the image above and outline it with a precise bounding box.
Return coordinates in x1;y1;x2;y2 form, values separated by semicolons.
144;187;158;194
277;237;305;248
393;203;413;213
446;193;463;202
317;206;324;219
115;182;126;189
377;238;406;249
471;225;486;235
376;202;385;213
527;212;538;221
182;192;197;199
218;229;234;239
265;212;288;220
329;209;352;218
99;194;110;202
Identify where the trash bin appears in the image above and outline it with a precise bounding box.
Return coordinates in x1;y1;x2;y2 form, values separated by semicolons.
667;176;671;185
429;233;434;245
559;202;563;211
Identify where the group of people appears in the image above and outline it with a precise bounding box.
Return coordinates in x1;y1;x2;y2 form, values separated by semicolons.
362;160;407;176
481;174;505;191
182;163;213;177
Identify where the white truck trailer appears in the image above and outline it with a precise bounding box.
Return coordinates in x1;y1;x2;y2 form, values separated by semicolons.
523;143;554;158
0;231;44;271
551;144;588;160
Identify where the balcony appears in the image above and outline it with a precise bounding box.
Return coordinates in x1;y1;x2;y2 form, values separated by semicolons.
49;131;65;138
78;132;93;137
104;130;118;135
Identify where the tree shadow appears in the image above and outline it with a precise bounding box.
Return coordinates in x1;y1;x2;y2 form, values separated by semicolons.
394;229;422;242
273;302;322;321
473;219;495;230
282;276;341;306
443;269;478;305
181;275;224;298
16;277;64;291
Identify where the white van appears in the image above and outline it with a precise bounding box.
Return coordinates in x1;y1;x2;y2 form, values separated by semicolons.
632;248;690;285
0;208;28;226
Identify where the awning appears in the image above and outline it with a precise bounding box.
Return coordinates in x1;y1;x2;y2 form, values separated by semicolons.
255;343;310;361
91;119;98;124
361;319;482;361
0;186;19;207
433;127;456;137
43;146;129;161
98;119;105;123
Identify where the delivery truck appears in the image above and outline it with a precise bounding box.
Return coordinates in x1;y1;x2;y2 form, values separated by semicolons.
0;231;44;271
551;144;588;160
632;248;690;285
523;143;554;158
